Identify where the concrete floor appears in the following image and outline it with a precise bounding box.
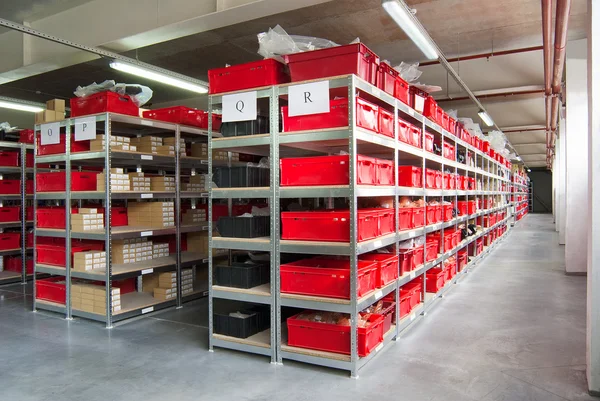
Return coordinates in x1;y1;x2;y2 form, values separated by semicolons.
0;214;595;401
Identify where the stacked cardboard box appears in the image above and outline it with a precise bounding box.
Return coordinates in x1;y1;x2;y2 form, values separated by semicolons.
89;135;136;152
127;201;175;228
150;176;176;191
182;174;208;192
128;172;151;192
181;209;207;225
112;238;153;264
152;242;169;259
71;208;104;231
97;168;131;191
164;137;186;157
153;271;178;301
130;136;168;155
187;232;209;255
73;251;107;272
35;99;66;124
72;283;121;315
190;143;239;161
182;268;193;296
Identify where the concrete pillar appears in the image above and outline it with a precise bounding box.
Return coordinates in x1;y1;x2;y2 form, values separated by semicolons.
586;0;600;394
557;122;566;243
564;39;588;274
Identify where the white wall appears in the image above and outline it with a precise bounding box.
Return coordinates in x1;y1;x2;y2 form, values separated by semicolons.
557;121;566;243
565;39;589;274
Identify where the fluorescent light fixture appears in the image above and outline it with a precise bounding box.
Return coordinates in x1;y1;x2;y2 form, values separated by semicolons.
478;110;494;127
516;156;522;161
382;0;438;60
110;61;208;94
0;100;44;113
527;168;532;172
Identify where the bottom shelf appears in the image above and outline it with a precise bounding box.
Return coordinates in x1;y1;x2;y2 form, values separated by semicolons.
212;328;272;357
0;270;23;283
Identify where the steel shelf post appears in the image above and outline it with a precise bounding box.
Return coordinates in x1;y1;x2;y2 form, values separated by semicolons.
270;86;280;364
349;75;359;378
207;95;214;352
104;114;113;328
20;143;27;284
175;126;182;308
65;120;73;320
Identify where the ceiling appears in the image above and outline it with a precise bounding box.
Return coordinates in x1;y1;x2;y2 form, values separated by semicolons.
0;0;95;34
0;0;589;166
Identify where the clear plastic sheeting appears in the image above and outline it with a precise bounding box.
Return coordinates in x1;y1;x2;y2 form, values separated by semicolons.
257;24;338;63
487;130;507;152
446;109;458;119
74;80;153;107
395;62;422;83
0;122;16;132
459;118;483;138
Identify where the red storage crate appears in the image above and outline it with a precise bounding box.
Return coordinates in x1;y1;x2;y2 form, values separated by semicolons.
378;108;394;138
457;250;468;271
377;159;394;186
398;166;422;188
435;170;442;189
443;172;456;190
398;207;412;231
4;256;33;274
424;132;434;152
36;243;101;267
395;75;410;105
473;136;482;150
0;233;20;250
111;207;128;227
441;112;450;131
0;151;19;167
381;301;396;334
26;180;33;194
287;312;384;357
457;201;476;215
412;246;424;269
0;206;20;222
442;204;453;222
425;168;436;189
426;268;445;293
26;206;33;221
404;280;423;309
285;43;379;86
443;142;455;160
356;97;379;133
399;248;413;275
412;207;425;228
489;148;496;159
400;288;412;317
458;175;467;190
281;98;347;132
36;207;74;229
468;177;476;190
409;125;422;147
36;171;99;192
447;117;457;135
359;253;399;287
281;209;380;242
436;108;445;126
378;208;395;235
143;106;222;130
425;242;437;262
280;154;377;186
0;180;21;195
426;205;438;225
26;153;34;167
35;277;67;304
280;258;377;299
36;133;91;156
19;129;34;144
422;96;438;120
482;141;490;153
455;201;467;216
70;91;139;117
410;86;428;113
377;62;398;96
209;59;289;94
398;119;411;144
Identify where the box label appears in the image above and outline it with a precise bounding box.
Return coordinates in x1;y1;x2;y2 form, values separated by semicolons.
141;268;154;275
40;122;61;145
141;193;153;199
141;155;153;160
374;290;383;300
141;307;154;314
141;120;154;127
74;116;97;141
222;91;257;122
141;231;153;237
287;81;330;117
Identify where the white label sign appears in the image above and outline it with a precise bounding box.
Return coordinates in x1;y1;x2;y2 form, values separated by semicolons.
141;155;153;160
141;231;153;237
141;307;154;314
74;117;97;141
288;81;330;117
222;91;257;122
141;268;154;275
40;122;60;145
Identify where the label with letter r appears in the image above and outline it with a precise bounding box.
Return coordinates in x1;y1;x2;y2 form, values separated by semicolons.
288;81;330;117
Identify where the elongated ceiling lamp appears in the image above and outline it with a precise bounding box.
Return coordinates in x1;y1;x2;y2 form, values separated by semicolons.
110;61;208;94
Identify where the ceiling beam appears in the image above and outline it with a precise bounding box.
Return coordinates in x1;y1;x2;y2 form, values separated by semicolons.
512;142;547;146
436;85;545;102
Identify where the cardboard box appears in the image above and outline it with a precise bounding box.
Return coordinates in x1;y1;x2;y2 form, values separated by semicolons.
46;99;66;112
35;110;58;124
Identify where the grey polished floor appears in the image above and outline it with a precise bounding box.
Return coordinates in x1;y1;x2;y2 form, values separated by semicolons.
0;214;595;401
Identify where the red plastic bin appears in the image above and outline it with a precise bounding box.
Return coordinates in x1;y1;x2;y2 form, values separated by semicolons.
0;207;20;222
36;207;78;229
70;91;139;117
36;133;91;156
412;246;424;269
287;312;384;357
426;205;439;225
443;142;455;160
281;98;347;132
280;258;377;299
425;242;438;262
425;168;437;189
0;151;19;167
398;207;412;231
379;108;394;138
209;59;289;94
377;62;398;96
399;248;413;275
280;154;377;186
398;119;411;144
410;87;428;113
381;301;396;334
285;43;379;86
377;159;395;186
36;172;99;192
0;180;22;195
398;166;422;188
281;209;381;242
457;251;468;271
36;241;103;267
378;208;395;235
143;106;222;130
424;132;434;152
0;233;20;250
442;204;453;222
409;125;422;147
426;268;446;293
411;207;424;228
19;129;34;144
356;97;379;133
399;289;412;317
35;277;67;304
359;253;399;288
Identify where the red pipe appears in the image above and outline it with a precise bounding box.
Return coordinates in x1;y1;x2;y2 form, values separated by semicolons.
436;89;544;102
542;0;553;96
419;46;544;66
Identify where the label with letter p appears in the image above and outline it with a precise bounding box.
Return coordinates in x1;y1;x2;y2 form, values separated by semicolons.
74;116;97;141
40;122;60;145
288;81;330;117
222;91;257;122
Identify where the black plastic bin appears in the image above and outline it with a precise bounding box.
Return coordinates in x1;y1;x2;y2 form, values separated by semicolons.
214;262;269;289
214;310;259;339
213;166;269;188
221;116;269;137
217;216;270;238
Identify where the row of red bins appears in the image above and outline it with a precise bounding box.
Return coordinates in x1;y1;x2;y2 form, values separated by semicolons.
468;238;484;256
399;243;438;275
398;166;476;190
399;279;423;318
0;151;37;167
35;276;136;305
3;256;33;275
280;253;399;300
0;233;21;250
426;259;458;293
427;230;462;254
36;172;99;192
281;208;394;243
0;180;33;195
36;237;104;268
0;206;33;222
36;206;128;229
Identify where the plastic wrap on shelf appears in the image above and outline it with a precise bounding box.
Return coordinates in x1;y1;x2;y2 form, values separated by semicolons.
74;80;153;107
257;24;338;63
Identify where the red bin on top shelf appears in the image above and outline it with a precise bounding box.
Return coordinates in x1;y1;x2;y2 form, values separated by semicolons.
285;43;379;86
142;106;222;130
70;91;139;118
209;59;289;94
19;129;34;144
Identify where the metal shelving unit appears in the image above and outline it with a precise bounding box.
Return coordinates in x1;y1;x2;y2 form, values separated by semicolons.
207;75;515;376
33;113;211;327
0;141;33;285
